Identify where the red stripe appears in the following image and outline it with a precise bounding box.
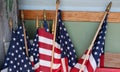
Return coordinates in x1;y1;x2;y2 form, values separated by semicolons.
86;60;94;72
100;54;104;67
40;54;61;63
39;42;61;54
38;28;53;39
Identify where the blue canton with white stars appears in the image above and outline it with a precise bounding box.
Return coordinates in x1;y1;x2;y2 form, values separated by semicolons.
30;29;39;66
92;14;108;66
2;25;34;72
56;10;77;67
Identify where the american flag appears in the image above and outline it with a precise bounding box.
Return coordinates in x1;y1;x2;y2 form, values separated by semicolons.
56;10;77;72
1;26;34;72
71;15;108;72
38;28;61;72
43;20;49;32
38;10;77;72
29;29;40;72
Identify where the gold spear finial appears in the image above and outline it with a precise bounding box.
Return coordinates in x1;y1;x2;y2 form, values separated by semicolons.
106;1;112;12
9;18;13;31
36;16;39;28
43;9;47;21
56;0;60;5
21;10;24;22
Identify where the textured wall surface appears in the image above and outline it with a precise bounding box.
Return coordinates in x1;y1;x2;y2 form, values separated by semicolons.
0;0;18;69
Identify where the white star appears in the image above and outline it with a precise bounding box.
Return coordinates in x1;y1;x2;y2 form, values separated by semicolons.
67;47;70;50
97;41;100;44
10;61;13;64
73;63;75;66
16;50;18;53
22;34;24;37
60;27;62;30
12;45;15;48
19;47;22;50
66;33;68;36
15;58;17;61
99;36;102;39
24;64;27;67
17;31;20;34
105;31;107;34
27;69;30;72
35;58;38;61
16;42;19;45
13;38;16;41
69;39;71;42
20;67;22;70
65;41;67;44
70;52;72;55
96;46;99;50
11;53;14;56
102;42;104;45
18;55;21;58
64;28;66;31
61;48;63;51
20;39;23;42
61;35;63;38
13;65;16;68
19;26;22;29
7;58;9;61
71;57;74;60
71;44;73;47
34;39;37;41
17;62;20;66
94;52;98;55
4;63;7;66
21;59;24;63
9;68;12;71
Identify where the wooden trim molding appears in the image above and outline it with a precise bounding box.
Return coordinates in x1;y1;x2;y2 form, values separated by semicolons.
20;10;120;22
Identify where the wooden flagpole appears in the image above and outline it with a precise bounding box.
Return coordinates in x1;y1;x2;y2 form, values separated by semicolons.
50;0;60;72
52;19;55;34
79;2;112;72
21;10;29;56
36;16;39;28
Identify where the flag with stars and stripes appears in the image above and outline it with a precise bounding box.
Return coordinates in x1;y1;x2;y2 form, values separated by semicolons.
71;14;108;72
56;10;77;72
37;10;77;72
43;19;49;32
1;25;34;72
29;29;40;72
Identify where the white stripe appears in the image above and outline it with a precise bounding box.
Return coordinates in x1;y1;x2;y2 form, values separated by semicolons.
68;66;71;72
75;63;88;72
40;59;60;69
89;54;97;71
61;58;67;72
39;48;61;59
1;68;8;72
34;62;40;70
39;36;60;49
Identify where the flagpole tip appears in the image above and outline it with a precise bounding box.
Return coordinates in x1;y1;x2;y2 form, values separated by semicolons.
106;1;112;12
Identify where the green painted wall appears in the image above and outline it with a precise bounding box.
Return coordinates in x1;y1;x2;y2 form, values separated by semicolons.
25;20;120;58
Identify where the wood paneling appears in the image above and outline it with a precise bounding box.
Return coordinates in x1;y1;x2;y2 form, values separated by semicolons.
21;10;120;22
105;53;120;68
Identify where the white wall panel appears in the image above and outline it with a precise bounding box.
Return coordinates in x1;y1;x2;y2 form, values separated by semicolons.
19;0;120;12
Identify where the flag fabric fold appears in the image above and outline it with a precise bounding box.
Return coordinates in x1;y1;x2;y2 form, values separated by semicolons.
70;14;108;72
43;19;49;32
